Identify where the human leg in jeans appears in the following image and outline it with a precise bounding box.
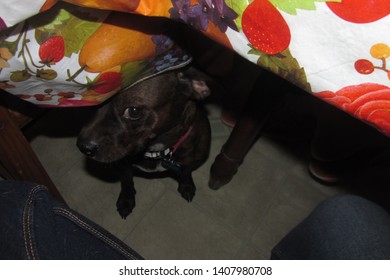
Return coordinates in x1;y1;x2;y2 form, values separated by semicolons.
271;195;390;259
0;180;143;260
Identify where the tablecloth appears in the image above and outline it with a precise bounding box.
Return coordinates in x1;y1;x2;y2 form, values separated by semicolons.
1;0;390;137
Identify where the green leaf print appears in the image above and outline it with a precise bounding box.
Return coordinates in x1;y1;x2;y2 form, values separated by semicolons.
120;60;147;88
59;16;102;57
226;0;250;30
256;47;311;93
32;2;105;56
270;0;341;15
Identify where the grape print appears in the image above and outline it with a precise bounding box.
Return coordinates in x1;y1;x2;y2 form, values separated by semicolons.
0;17;6;31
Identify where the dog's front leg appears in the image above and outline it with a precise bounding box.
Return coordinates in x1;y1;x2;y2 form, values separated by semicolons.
117;166;136;219
177;171;196;202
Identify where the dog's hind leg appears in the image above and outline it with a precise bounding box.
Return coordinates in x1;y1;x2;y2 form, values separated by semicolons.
117;166;136;219
177;171;196;202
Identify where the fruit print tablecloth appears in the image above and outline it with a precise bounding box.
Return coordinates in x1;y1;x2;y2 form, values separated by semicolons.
1;0;390;137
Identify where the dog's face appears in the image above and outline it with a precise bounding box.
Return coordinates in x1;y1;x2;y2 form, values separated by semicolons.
77;70;210;163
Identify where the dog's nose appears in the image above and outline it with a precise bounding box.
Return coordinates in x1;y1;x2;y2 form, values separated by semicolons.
77;141;99;157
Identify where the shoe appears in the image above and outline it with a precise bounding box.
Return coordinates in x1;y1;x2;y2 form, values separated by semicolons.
308;147;390;184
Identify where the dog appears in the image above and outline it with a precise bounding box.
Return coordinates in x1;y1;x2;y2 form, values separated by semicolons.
77;67;212;219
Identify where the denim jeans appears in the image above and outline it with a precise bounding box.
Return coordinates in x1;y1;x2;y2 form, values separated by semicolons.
3;181;389;260
0;180;143;260
271;194;390;260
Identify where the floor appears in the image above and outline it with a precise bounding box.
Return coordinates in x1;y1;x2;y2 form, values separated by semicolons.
21;86;390;260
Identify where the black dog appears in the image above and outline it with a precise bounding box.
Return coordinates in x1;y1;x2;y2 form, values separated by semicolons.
77;67;211;219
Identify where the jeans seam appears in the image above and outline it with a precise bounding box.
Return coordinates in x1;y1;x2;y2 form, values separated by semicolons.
23;184;44;260
52;207;138;260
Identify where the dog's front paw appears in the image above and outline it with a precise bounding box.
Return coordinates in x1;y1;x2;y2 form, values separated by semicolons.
116;196;136;219
178;183;196;202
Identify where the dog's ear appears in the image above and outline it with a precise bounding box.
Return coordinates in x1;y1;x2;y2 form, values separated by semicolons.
177;69;211;100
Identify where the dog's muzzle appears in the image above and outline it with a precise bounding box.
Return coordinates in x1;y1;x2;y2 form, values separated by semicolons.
77;140;99;157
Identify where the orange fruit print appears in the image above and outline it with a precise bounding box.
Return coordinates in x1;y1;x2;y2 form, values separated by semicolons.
78;13;158;73
242;0;291;55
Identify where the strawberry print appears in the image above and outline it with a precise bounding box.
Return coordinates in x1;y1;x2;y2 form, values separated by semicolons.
242;0;291;55
39;36;65;64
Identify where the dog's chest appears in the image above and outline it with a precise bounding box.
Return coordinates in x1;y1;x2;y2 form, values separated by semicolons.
133;160;167;173
133;143;183;173
133;157;183;174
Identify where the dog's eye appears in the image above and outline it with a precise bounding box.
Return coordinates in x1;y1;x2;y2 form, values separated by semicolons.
124;107;142;120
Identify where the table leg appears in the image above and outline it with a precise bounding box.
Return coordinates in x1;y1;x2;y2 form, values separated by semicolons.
0;105;67;205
